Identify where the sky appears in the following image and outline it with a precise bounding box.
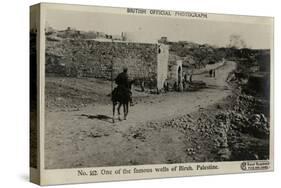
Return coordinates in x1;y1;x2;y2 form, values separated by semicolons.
45;9;273;49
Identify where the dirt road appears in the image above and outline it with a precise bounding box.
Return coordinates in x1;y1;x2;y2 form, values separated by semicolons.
45;61;236;169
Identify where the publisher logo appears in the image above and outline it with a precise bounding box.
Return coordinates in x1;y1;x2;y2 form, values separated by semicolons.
240;161;270;171
240;162;247;171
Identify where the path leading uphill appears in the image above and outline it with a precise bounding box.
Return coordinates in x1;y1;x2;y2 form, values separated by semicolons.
45;61;236;169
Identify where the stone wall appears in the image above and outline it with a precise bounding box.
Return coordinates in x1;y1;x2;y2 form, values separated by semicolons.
46;39;158;87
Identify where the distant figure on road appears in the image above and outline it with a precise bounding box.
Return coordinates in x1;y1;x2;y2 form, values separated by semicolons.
213;69;216;78
209;69;213;77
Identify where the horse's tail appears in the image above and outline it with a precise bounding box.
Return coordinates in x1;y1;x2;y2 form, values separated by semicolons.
111;87;118;102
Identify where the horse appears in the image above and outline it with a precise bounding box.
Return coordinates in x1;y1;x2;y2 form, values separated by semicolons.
111;80;135;123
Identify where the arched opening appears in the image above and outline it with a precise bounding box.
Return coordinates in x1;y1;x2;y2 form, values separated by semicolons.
158;47;161;54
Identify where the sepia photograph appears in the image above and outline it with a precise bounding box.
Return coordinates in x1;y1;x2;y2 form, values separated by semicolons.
37;6;273;170
2;0;281;187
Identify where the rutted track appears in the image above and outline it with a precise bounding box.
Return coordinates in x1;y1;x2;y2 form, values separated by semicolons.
45;61;236;168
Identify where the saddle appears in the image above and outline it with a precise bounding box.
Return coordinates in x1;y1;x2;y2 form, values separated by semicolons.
111;86;131;103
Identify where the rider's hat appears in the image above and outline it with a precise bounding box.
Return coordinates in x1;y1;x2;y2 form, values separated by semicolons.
123;66;128;72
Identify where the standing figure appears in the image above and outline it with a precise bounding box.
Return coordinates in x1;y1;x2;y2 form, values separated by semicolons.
140;79;145;92
189;74;193;83
163;79;169;92
183;72;187;82
209;69;213;77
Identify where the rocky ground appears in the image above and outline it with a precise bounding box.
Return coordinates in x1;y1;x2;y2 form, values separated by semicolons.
44;61;270;169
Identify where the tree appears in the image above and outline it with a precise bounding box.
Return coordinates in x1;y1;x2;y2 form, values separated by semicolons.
227;34;247;49
192;46;209;68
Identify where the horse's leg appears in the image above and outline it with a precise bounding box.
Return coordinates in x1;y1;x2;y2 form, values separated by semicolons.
112;102;115;123
124;102;129;120
127;102;129;115
123;103;126;120
117;102;122;121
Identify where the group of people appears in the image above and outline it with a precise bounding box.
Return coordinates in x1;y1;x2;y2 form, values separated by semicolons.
114;67;217;96
163;72;193;92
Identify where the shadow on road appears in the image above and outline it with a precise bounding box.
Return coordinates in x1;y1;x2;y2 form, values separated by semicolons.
207;84;229;90
81;114;113;123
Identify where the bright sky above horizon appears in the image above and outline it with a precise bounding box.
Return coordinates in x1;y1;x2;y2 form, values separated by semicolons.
45;9;273;49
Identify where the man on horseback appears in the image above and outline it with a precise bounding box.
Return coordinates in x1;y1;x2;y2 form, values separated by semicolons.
115;67;134;105
115;67;130;90
112;67;132;123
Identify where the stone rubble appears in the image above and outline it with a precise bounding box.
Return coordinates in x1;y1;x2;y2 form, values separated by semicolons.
140;91;269;161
